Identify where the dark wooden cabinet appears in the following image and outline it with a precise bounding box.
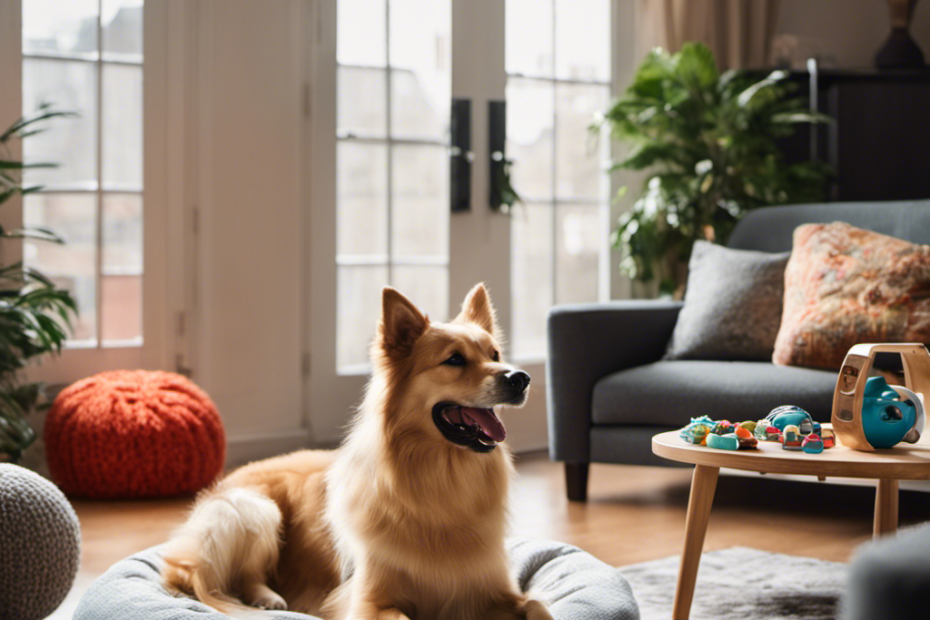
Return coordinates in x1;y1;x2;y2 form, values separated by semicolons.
781;69;930;202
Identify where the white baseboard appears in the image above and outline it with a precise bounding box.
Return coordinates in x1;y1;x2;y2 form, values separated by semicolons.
226;429;312;467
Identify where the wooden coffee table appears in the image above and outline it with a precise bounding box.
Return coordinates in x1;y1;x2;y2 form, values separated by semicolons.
652;429;930;620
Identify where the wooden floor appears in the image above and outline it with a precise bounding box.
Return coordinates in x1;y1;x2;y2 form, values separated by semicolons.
50;453;930;618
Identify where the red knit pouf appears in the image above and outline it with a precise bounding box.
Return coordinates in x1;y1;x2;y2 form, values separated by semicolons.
44;370;226;499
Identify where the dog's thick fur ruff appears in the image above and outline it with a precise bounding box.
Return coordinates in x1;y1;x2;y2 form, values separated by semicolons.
162;284;553;620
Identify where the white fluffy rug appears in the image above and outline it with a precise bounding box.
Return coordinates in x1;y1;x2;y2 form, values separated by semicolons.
617;547;846;620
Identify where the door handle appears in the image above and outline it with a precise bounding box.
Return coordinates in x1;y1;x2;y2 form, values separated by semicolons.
488;99;507;211
451;98;471;212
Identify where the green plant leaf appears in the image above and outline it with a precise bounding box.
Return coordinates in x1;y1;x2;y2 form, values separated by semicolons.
736;70;788;108
0;160;57;170
674;42;719;90
600;45;832;291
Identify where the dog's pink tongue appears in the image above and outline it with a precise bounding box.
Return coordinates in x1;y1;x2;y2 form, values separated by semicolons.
460;407;506;442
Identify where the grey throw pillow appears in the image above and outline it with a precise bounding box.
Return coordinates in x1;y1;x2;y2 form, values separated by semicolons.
666;240;789;361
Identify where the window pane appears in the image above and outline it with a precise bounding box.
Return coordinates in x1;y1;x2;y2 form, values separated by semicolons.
22;59;98;189
337;266;388;369
103;64;143;190
511;204;553;358
554;0;610;81
101;193;141;343
556;204;602;304
389;0;451;141
23;0;98;57
338;66;387;138
102;193;142;273
507;78;554;201
337;142;388;258
338;0;386;67
102;0;143;61
23;193;98;344
391;144;448;260
393;266;447;322
506;0;553;78
555;83;609;201
101;275;141;344
390;70;449;141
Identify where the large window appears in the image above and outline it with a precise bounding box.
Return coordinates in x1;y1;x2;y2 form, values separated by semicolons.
21;0;144;348
506;0;611;360
335;0;450;371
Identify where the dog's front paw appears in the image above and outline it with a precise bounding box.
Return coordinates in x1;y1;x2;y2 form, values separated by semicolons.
247;584;287;610
524;600;554;620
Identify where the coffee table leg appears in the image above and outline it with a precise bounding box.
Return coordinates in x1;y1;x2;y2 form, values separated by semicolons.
873;478;899;539
673;464;719;620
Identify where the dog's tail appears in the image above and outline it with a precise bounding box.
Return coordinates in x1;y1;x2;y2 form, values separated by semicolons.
162;486;283;615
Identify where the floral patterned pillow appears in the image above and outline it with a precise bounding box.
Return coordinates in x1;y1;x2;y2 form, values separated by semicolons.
773;222;930;370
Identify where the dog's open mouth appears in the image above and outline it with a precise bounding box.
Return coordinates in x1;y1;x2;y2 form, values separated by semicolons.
432;402;506;453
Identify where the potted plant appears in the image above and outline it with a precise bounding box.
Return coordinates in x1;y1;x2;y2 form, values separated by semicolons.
0;104;77;463
601;42;831;297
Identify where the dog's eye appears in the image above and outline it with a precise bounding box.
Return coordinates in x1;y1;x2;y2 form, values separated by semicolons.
443;352;466;366
491;350;500;362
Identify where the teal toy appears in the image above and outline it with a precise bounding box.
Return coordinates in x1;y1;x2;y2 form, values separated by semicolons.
765;406;822;437
861;376;925;449
802;434;824;454
707;433;739;450
832;343;930;451
680;416;715;445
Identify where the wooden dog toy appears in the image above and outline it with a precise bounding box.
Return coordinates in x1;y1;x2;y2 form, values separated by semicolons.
832;343;929;451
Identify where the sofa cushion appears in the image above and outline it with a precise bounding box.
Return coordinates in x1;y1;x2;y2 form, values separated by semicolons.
592;361;838;428
666;241;789;361
774;222;930;370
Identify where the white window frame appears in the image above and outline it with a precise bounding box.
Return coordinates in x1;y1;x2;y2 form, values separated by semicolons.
0;0;173;385
334;2;451;375
506;0;613;364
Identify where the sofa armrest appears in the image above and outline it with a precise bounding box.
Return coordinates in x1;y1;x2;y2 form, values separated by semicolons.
842;524;930;620
546;300;683;463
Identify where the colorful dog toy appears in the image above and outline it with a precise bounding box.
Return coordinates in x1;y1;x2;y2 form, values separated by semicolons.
802;434;824;454
765;405;821;437
679;416;716;445
781;424;803;450
707;433;739;450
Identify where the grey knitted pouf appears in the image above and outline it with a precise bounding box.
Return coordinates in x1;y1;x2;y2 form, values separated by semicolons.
0;463;81;620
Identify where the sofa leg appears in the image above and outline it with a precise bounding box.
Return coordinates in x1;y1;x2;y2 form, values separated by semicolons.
565;462;589;502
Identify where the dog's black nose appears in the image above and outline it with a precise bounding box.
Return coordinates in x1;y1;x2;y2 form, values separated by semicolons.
504;370;530;392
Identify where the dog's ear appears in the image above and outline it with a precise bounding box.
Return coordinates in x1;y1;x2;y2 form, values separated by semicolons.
378;287;429;358
457;283;498;335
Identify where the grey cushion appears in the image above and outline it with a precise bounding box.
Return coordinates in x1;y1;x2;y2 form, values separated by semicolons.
0;464;81;620
591;361;837;427
666;241;789;361
842;524;930;620
76;539;640;620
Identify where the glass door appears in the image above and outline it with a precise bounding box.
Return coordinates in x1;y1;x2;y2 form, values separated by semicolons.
307;0;615;448
334;0;451;373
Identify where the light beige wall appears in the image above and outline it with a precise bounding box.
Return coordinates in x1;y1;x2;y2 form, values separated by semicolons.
775;0;930;68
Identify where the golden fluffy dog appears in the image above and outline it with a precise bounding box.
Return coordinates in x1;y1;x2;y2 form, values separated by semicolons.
162;284;553;620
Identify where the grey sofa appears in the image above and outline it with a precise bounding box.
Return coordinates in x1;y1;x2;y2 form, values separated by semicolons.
842;523;930;620
546;199;930;501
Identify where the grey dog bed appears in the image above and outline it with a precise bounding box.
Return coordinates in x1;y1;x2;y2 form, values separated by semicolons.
76;538;639;620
